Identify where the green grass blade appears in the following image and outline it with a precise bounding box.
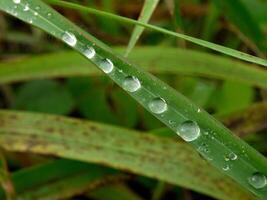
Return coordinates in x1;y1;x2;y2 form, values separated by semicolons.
0;110;256;200
44;0;267;67
1;0;267;198
2;48;267;89
125;0;160;57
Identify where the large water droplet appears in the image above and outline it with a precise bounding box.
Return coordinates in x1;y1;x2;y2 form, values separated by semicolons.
248;173;267;189
177;121;200;142
13;0;20;4
84;47;95;59
99;58;114;73
122;76;141;92
62;31;77;47
148;97;167;114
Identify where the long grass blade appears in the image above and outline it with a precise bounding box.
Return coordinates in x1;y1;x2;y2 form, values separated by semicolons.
0;110;256;200
1;48;267;89
125;0;160;56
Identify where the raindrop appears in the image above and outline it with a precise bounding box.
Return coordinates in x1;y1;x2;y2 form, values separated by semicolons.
84;47;95;59
23;4;29;11
62;31;77;47
222;164;230;171
34;12;38;16
228;152;237;161
35;6;40;10
148;97;167;114
47;13;52;17
248;173;267;189
177;121;200;142
99;58;114;74
122;76;141;92
13;0;20;4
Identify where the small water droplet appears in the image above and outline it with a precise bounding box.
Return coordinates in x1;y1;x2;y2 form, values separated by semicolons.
34;12;38;16
122;76;141;92
99;58;114;74
23;4;29;11
222;164;230;171
248;173;267;189
148;97;167;114
35;6;40;10
197;108;201;113
177;121;200;142
228;152;237;161
47;13;52;17
62;31;77;47
13;0;20;4
84;47;95;59
29;19;33;24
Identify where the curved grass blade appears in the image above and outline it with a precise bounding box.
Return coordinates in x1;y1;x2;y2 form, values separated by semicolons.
44;0;267;67
2;48;267;89
125;0;160;57
1;0;267;198
0;110;256;200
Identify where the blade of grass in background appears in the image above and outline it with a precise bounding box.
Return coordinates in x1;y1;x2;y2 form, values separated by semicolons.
1;0;267;199
0;159;118;200
0;153;15;200
44;0;267;67
125;0;160;57
212;0;264;49
1;48;267;88
0;110;256;200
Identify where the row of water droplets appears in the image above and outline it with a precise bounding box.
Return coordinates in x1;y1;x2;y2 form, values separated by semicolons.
61;29;267;190
11;0;267;192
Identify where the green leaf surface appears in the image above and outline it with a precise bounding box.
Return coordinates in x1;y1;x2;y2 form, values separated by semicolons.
1;48;267;89
0;110;256;200
125;0;160;56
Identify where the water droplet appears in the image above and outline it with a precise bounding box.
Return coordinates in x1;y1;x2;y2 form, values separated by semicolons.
23;4;29;11
228;152;237;161
148;97;167;114
47;13;52;17
177;121;200;142
62;31;77;47
29;19;33;24
197;108;201;113
99;58;114;73
34;12;38;16
222;164;230;171
248;173;267;189
122;76;141;92
13;0;20;4
35;6;40;10
84;47;95;59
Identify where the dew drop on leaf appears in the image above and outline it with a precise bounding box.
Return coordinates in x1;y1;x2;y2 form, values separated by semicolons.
99;58;114;74
177;121;200;142
62;31;77;47
148;97;167;114
248;173;267;189
84;47;96;59
122;76;141;92
13;0;20;4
